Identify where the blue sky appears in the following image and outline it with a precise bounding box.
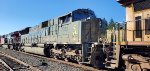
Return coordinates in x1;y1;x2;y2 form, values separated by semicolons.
0;0;125;35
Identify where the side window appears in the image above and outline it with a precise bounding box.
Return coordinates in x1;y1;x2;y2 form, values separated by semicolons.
42;21;48;28
59;14;71;24
145;18;150;35
135;16;142;38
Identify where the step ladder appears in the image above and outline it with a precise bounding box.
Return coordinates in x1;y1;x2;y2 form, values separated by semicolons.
86;46;92;61
81;43;92;63
105;45;120;69
105;26;121;69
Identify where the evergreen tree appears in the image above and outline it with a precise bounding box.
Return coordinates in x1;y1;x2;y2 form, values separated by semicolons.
107;18;116;30
99;18;108;38
101;18;108;30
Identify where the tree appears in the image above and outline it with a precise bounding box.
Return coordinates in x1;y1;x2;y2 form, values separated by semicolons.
107;18;116;30
99;18;108;38
101;18;108;30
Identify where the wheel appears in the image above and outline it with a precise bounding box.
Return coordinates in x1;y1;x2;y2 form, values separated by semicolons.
54;55;58;59
61;48;66;59
64;58;70;62
44;46;51;57
76;56;82;64
131;64;142;71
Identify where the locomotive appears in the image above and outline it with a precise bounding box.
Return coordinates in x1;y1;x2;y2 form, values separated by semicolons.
0;9;105;68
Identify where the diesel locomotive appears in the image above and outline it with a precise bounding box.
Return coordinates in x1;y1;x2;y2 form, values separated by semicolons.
0;9;105;68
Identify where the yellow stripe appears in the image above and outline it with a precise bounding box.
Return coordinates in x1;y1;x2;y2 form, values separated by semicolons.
113;42;126;45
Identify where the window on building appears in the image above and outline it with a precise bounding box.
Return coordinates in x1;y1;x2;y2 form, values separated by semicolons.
135;16;142;38
145;18;150;35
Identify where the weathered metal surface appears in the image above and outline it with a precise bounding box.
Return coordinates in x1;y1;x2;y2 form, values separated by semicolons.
37;44;45;47
2;45;8;49
22;47;45;56
20;9;99;45
81;19;99;43
24;44;32;47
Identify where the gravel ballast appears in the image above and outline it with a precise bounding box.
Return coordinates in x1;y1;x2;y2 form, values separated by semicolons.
0;47;84;71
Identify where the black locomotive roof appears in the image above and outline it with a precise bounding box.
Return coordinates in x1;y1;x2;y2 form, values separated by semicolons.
19;27;31;35
57;9;95;18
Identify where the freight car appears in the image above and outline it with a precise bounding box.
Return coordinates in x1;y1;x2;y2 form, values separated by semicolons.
1;27;30;50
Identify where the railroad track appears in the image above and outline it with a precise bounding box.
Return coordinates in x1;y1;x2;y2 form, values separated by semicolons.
0;51;40;71
18;51;104;71
0;48;106;71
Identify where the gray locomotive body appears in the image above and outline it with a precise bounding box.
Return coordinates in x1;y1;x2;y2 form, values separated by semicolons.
21;9;99;44
20;9;102;63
